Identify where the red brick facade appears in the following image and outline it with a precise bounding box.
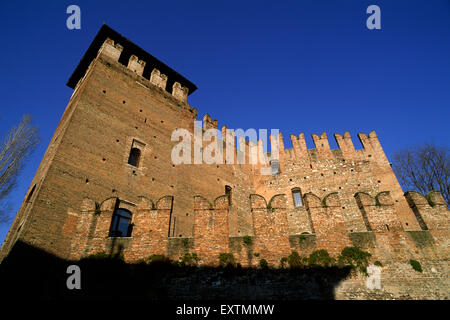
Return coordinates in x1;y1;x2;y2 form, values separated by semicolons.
1;26;448;280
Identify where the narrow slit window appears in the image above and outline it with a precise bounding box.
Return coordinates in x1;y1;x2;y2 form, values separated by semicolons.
225;185;232;205
292;188;303;207
26;184;36;203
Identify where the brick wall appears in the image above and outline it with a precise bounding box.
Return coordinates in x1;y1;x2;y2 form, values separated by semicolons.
0;29;448;299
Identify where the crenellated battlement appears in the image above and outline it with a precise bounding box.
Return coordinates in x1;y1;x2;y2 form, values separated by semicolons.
246;129;389;166
97;38;190;103
127;54;146;75
177;107;390;168
149;68;168;90
98;37;123;60
67;25;196;104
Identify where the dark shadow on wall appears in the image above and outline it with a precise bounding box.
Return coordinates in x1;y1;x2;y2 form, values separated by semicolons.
0;241;351;300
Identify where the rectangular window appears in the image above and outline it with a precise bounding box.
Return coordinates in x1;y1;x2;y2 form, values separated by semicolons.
128;148;141;167
292;189;303;207
110;208;133;237
270;160;280;175
128;139;146;167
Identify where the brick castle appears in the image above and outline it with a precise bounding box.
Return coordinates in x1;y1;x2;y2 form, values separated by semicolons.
0;25;448;298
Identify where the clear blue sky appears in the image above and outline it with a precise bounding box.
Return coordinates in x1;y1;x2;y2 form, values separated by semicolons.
0;0;449;245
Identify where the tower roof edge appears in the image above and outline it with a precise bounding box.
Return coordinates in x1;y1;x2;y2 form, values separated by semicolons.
66;24;198;95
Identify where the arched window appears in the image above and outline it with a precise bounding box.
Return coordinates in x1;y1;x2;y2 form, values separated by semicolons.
128;148;141;167
292;188;303;207
109;208;133;237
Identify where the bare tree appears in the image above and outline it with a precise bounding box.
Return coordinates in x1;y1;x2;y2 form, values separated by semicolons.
0;115;40;223
392;143;449;205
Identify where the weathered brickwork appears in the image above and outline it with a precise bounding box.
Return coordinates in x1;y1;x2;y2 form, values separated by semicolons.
0;25;448;299
193;196;230;266
250;194;291;265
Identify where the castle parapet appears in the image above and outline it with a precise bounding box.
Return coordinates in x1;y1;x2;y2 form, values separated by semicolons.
280;130;391;165
290;133;307;159
98;38;123;61
269;133;284;157
172;82;189;103
312;132;333;158
357;131;389;164
334;131;357;158
127;54;146;76
68;25;197;104
150;68;168;90
202;114;218;130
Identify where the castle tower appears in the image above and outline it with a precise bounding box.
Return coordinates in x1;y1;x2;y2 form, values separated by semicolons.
0;25;254;261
